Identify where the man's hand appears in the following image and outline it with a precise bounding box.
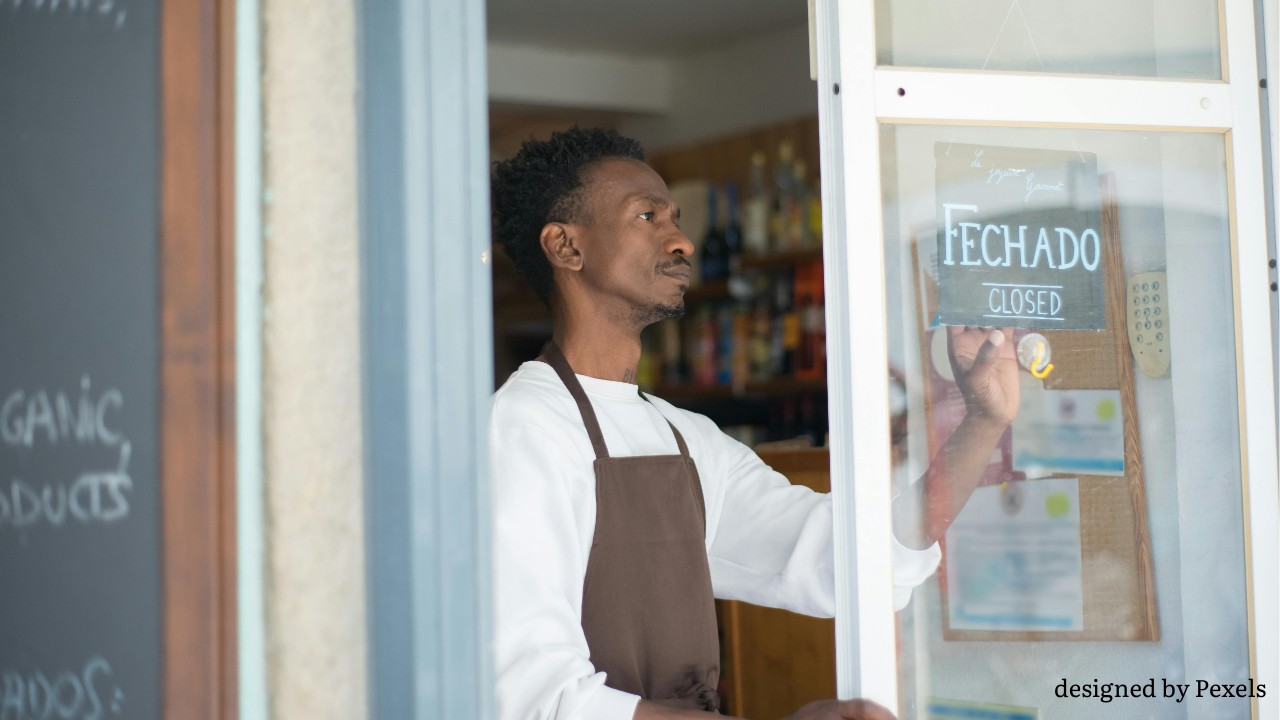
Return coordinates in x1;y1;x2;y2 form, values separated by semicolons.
895;326;1021;548
782;698;897;720
947;326;1019;426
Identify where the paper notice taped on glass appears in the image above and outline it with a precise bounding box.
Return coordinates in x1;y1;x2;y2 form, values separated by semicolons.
946;478;1084;632
1012;374;1124;478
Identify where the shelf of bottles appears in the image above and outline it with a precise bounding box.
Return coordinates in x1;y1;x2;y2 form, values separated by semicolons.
640;141;829;446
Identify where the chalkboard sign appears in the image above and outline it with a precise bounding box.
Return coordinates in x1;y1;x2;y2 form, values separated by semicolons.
1;2;162;718
935;143;1105;330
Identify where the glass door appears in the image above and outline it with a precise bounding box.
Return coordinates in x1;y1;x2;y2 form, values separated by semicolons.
814;0;1278;717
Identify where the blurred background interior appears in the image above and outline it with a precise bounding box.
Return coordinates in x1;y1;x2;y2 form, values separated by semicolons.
486;2;840;715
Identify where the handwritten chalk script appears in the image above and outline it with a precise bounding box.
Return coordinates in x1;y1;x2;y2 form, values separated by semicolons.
983;163;1068;202
4;0;127;29
0;377;133;529
0;656;124;720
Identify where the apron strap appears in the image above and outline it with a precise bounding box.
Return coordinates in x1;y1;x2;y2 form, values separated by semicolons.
539;341;692;460
540;341;611;459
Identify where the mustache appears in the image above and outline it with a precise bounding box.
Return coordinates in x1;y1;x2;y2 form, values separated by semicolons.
657;258;692;273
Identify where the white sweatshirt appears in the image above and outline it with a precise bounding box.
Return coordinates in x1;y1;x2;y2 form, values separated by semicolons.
490;361;941;720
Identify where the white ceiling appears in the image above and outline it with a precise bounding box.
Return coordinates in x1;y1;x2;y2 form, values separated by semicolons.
486;0;809;57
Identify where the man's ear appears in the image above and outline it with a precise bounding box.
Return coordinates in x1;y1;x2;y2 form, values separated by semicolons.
540;222;583;272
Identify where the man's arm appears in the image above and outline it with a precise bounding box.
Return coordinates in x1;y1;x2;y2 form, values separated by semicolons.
893;327;1019;550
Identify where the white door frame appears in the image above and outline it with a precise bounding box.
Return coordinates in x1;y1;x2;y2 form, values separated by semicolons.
814;0;1279;715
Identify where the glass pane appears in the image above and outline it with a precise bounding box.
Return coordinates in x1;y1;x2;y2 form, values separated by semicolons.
879;124;1252;718
876;0;1222;79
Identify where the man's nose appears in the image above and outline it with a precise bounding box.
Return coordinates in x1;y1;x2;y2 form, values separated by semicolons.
666;229;695;258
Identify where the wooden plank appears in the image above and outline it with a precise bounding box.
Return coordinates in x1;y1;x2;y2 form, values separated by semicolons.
162;0;236;716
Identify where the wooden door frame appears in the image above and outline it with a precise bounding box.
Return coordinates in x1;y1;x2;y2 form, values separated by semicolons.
161;0;238;717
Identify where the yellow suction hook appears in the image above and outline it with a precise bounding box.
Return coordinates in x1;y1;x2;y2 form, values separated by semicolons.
1030;341;1054;379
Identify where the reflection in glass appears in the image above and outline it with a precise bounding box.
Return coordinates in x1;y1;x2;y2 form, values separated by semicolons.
881;124;1250;719
875;0;1222;79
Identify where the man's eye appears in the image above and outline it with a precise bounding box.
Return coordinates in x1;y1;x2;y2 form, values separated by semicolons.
638;211;655;221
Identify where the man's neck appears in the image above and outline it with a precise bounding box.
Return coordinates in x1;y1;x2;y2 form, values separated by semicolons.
552;321;644;385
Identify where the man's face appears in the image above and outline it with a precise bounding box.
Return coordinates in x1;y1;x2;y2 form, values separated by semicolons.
569;158;696;326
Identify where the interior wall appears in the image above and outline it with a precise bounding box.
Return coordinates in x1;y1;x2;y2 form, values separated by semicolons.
486;22;817;155
262;0;368;717
618;22;817;153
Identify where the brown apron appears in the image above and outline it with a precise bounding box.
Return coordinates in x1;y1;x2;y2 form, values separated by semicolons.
540;341;721;712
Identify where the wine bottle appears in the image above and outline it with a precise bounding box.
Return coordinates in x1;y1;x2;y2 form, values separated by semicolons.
700;185;729;282
717;306;734;385
724;181;744;273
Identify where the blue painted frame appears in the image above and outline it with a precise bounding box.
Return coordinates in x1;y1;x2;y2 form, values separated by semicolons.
359;0;494;716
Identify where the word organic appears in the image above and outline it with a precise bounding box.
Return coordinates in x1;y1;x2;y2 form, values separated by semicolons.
1055;677;1267;704
0;377;134;529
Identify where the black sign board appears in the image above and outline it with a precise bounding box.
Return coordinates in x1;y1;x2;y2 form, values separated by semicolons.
935;143;1105;330
1;2;162;718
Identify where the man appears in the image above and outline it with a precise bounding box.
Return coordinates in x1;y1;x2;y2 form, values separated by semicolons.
489;128;1019;720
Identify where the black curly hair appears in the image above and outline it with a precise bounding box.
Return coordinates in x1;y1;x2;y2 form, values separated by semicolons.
491;127;646;306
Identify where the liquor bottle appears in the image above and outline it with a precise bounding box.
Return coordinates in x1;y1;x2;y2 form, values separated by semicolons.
807;172;823;245
793;263;812;375
772;271;799;375
770;141;796;252
636;345;656;389
810;262;826;374
700;185;729;282
788;160;810;249
694;307;718;386
659;318;685;385
731;305;752;391
724;181;744;273
749;300;773;380
717;306;734;385
796;261;826;378
743;152;770;255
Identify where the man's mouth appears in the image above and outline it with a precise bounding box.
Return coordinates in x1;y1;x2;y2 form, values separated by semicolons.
659;261;692;281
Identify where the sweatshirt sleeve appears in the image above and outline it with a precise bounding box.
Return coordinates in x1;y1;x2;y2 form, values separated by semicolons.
704;432;941;615
491;423;640;720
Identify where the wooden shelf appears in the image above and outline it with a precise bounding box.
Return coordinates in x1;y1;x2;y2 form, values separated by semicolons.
651;374;826;401
746;374;826;395
681;248;824;305
739;246;823;271
682;278;731;303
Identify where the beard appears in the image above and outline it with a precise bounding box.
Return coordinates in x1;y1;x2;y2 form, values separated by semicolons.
631;299;686;327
